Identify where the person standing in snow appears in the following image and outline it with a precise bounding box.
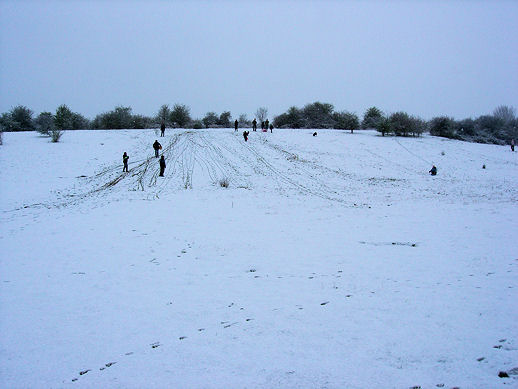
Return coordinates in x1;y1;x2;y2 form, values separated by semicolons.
429;165;437;176
234;120;239;132
265;119;269;132
159;155;166;177
153;140;162;158
511;139;515;152
252;118;257;132
160;122;165;137
122;152;129;172
269;124;273;133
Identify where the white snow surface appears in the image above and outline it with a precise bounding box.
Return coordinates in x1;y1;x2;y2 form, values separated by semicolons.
0;129;517;389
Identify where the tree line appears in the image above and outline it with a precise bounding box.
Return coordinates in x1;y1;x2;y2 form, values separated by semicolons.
0;102;516;145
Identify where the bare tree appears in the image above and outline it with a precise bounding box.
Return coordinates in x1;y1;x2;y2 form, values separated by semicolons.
493;105;516;125
255;107;268;122
50;129;64;142
238;114;250;127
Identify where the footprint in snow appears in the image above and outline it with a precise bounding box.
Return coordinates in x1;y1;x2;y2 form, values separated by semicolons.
100;362;116;370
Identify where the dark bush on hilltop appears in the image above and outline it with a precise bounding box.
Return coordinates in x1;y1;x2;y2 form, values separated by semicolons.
156;104;171;126
53;104;88;130
170;104;191;128
372;112;424;137
35;112;55;135
200;111;233;128
375;116;391;136
362;107;383;129
389;112;412;136
202;112;218;128
456;118;476;136
274;106;304;129
0;105;34;131
303;102;336;128
334;111;359;133
91;106;152;129
426;105;517;145
274;101;352;129
218;111;231;127
192;120;203;129
429;116;458;139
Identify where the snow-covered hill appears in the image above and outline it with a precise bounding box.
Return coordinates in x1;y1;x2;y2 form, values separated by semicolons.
1;129;517;388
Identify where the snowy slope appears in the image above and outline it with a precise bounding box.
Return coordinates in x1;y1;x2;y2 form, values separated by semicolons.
0;129;517;389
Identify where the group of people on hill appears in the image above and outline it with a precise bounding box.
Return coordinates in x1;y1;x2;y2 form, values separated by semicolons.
121;126;518;179
250;119;273;133
121;125;167;177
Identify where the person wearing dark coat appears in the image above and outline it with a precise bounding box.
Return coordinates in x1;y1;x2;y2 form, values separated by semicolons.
512;139;515;152
160;122;165;137
313;132;318;136
159;155;166;176
153;140;161;158
261;121;265;131
269;124;273;133
429;165;437;176
234;120;238;132
265;119;269;132
123;152;129;172
243;130;249;142
252;119;257;132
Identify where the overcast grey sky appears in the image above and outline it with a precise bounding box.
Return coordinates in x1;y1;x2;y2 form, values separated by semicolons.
1;0;517;121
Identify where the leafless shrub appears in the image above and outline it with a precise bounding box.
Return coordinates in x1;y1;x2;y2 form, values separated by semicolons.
50;129;64;143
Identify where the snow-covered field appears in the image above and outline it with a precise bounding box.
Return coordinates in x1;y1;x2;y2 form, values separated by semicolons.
1;128;517;389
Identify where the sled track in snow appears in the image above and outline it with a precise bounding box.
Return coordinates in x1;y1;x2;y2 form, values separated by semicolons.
11;130;368;213
91;130;359;204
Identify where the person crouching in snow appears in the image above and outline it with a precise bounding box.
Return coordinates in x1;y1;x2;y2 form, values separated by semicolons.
159;155;166;176
123;152;129;172
429;165;437;176
243;130;249;142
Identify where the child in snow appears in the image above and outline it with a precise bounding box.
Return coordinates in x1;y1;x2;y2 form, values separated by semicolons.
243;130;249;142
511;139;515;152
159;155;166;176
123;152;129;172
160;122;165;137
429;165;437;176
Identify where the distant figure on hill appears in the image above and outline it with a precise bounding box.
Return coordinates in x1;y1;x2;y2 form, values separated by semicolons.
511;139;515;152
429;165;437;176
160;122;165;137
269;124;273;133
159;155;166;176
243;130;249;142
234;120;238;132
261;121;265;131
265;119;269;132
252;118;257;132
123;152;129;172
153;140;162;158
313;132;318;137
